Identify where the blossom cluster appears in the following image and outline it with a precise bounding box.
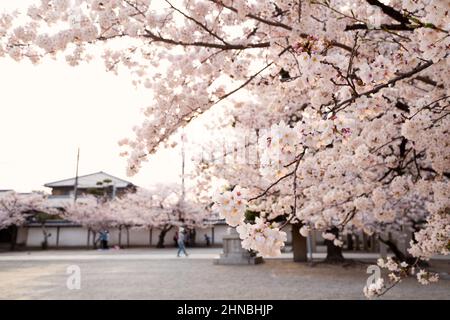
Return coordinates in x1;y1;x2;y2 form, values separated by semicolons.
363;278;385;299
0;191;46;229
236;218;287;257
213;186;248;227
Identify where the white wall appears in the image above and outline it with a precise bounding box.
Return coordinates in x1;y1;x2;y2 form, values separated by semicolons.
16;227;28;246
23;224;292;248
129;228;152;246
26;227;57;247
23;225;228;248
58;227;89;247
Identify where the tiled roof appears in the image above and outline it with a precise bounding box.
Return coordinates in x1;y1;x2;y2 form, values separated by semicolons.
44;171;135;189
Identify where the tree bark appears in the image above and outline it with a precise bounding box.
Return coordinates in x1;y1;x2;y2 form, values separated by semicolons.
347;234;354;250
92;231;97;249
41;223;49;250
126;227;130;248
377;236;422;265
190;229;196;247
324;227;345;263
118;226;122;247
9;226;18;251
291;223;308;262
156;225;172;248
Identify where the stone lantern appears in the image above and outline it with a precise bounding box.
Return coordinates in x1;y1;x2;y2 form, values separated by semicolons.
214;227;263;265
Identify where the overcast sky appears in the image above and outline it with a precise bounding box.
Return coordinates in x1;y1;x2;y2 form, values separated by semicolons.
0;53;185;193
0;1;230;193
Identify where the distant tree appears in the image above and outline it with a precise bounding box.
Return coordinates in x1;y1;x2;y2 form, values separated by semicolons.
0;191;45;250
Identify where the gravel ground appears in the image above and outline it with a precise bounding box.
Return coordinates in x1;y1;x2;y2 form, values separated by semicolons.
0;249;449;300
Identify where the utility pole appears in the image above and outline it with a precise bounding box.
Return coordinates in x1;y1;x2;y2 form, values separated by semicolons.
179;131;187;230
181;131;186;202
73;147;80;203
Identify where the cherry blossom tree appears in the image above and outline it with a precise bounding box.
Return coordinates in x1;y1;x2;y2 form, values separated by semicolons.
0;191;46;249
62;185;210;247
1;0;448;297
62;195;117;247
115;184;210;248
0;191;46;229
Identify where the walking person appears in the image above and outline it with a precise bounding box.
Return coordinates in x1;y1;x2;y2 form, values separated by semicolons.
104;230;110;249
177;227;189;257
204;234;211;247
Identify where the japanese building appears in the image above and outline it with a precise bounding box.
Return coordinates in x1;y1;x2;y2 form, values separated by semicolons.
10;172;229;249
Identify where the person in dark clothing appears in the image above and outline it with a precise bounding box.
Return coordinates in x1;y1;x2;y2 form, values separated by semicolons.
104;230;110;249
98;230;109;249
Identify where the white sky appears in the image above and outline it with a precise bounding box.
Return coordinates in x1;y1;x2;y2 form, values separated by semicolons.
0;1;227;193
0;55;183;193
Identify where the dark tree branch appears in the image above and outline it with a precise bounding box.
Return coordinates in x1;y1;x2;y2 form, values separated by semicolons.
345;23;415;31
249;151;306;202
144;29;270;49
330;60;434;113
164;0;229;45
366;0;410;25
413;76;443;88
208;0;353;52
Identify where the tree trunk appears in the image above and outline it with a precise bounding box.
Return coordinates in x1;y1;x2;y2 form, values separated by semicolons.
156;225;172;248
9;226;18;251
149;228;152;247
347;234;354;251
355;234;360;250
126;227;130;248
378;236;422;265
92;231;97;249
291;223;308;262
324;227;345;263
41;223;48;250
118;226;122;247
190;229;196;247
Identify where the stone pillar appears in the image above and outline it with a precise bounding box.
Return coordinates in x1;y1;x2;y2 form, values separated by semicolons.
291;224;308;262
214;227;263;265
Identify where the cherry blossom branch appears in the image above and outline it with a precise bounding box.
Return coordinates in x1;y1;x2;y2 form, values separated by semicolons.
143;29;270;50
365;0;410;25
277;161;303;229
413;76;444;88
164;0;229;45
366;0;445;34
209;0;353;52
130;62;274;166
329;60;434;113
338;208;357;227
407;96;450;119
345;24;416;31
371;136;403;153
291;152;302;218
208;0;293;31
248;151;306;202
375;257;422;298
